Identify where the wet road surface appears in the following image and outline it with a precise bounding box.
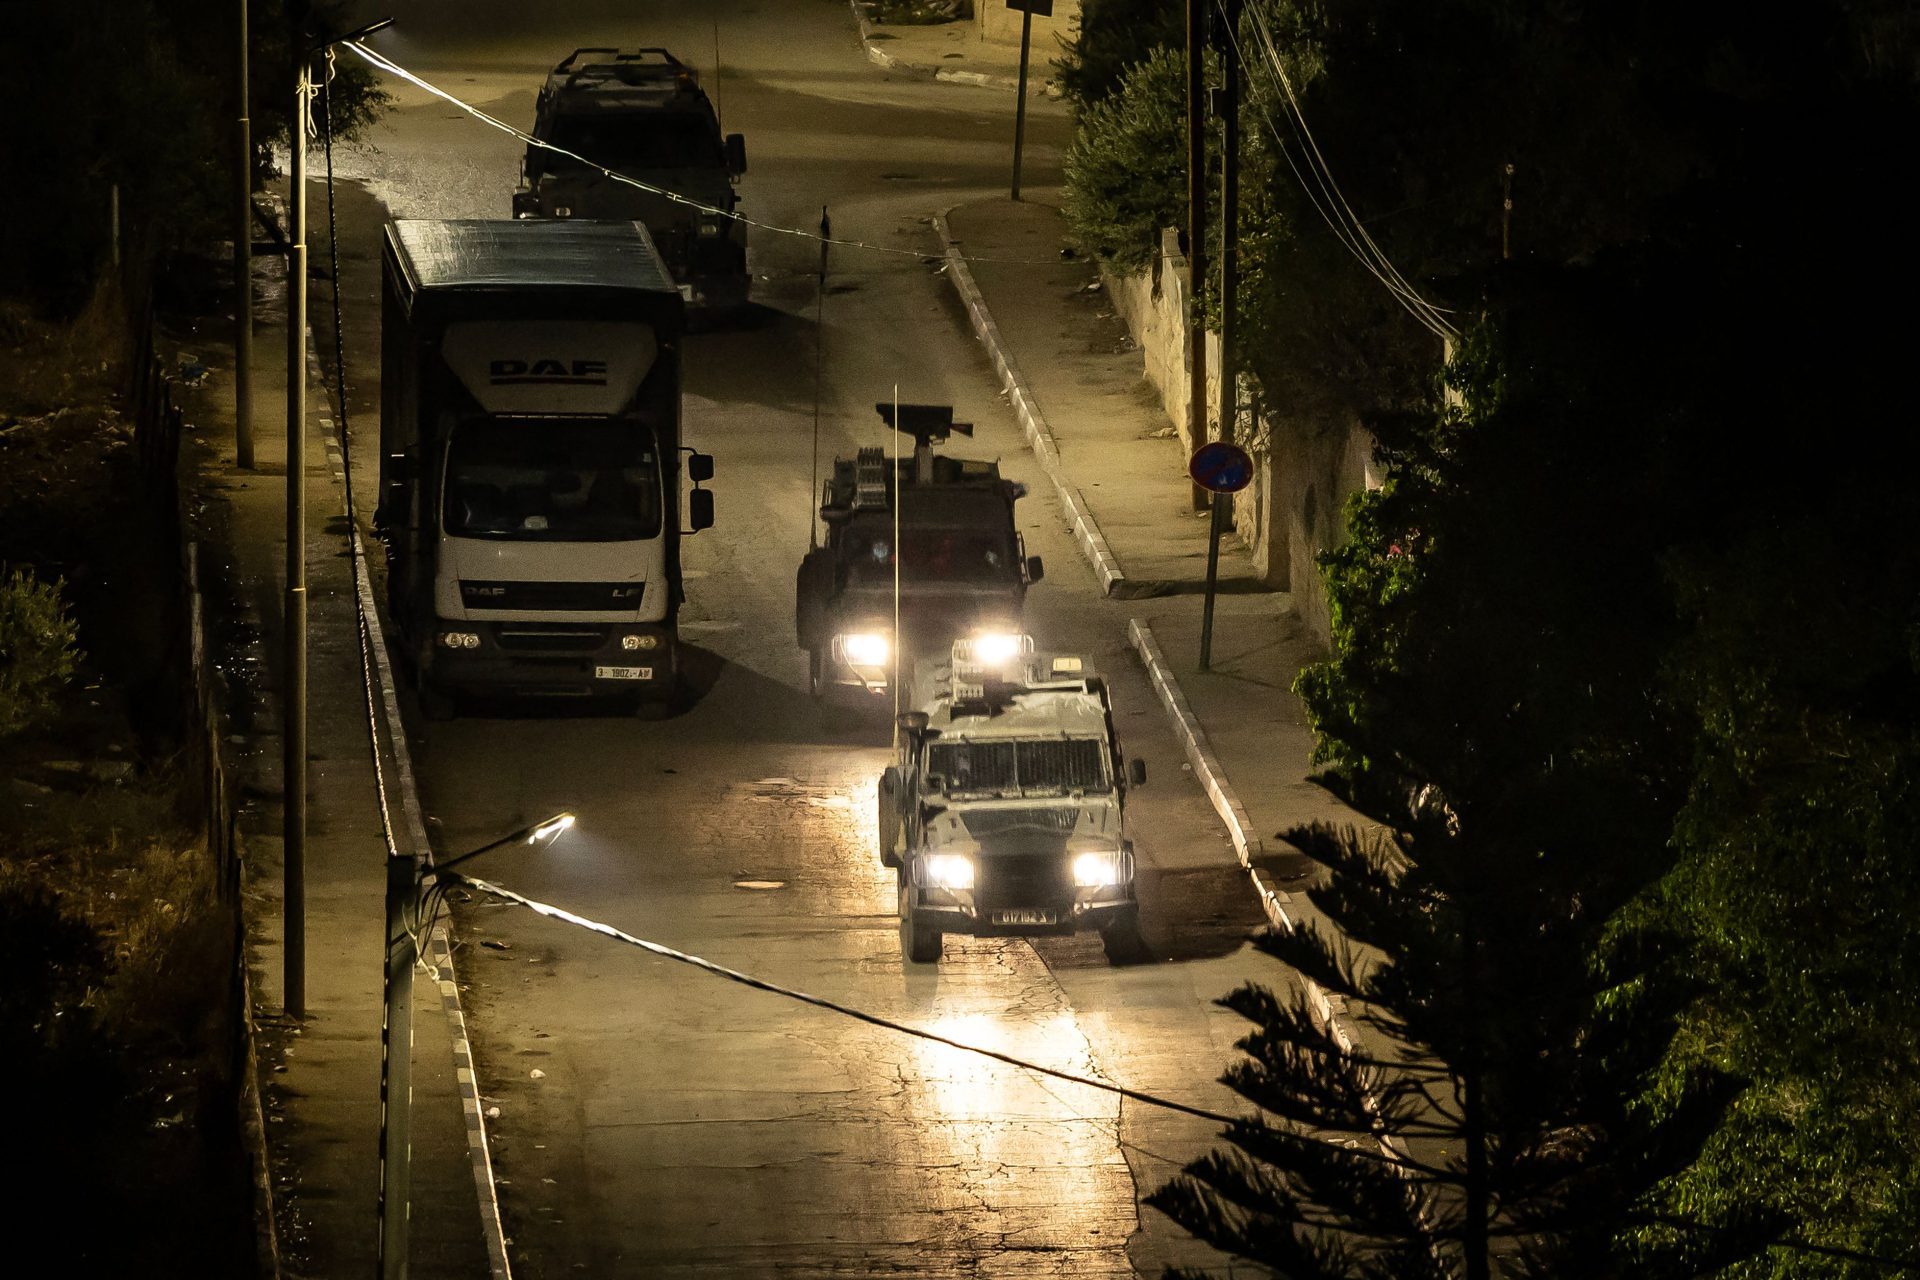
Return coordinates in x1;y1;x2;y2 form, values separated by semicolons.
318;3;1289;1274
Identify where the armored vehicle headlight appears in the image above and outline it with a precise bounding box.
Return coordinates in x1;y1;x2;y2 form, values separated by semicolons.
1072;850;1128;888
621;634;661;651
968;631;1028;666
698;221;722;237
923;853;975;890
840;632;891;667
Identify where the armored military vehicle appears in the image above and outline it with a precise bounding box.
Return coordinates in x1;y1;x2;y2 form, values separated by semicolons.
514;48;749;313
794;404;1043;708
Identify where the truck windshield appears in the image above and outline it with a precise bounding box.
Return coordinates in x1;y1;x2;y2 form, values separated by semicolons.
844;519;1013;585
547;115;721;172
926;739;1109;798
444;419;662;542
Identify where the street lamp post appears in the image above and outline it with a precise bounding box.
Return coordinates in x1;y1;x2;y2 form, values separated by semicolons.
281;9;395;1022
378;812;573;1280
235;0;254;470
284;30;311;1020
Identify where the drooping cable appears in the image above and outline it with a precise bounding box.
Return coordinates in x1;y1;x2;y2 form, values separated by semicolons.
318;52;402;870
338;40;1062;268
446;870;1238;1128
1226;3;1457;338
1239;2;1454;336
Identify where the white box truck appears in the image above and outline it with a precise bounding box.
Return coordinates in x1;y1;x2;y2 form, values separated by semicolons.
376;218;713;717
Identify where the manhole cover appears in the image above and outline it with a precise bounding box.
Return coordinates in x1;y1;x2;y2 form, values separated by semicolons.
733;880;787;891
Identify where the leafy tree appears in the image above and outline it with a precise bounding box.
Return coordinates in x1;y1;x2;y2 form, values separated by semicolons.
1054;0;1185;108
0;566;79;737
1062;47;1202;269
1651;515;1920;1277
0;0;386;311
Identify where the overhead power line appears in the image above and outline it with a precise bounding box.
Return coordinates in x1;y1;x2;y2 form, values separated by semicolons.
339;41;1062;268
1216;2;1458;340
445;871;1247;1126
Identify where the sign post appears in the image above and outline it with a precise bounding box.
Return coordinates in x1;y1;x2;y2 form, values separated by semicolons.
1189;441;1254;670
1007;0;1053;200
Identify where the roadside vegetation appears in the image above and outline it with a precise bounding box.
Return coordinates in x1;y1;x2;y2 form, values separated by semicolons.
1;4;385;1272
1060;1;1920;1274
0;314;253;1275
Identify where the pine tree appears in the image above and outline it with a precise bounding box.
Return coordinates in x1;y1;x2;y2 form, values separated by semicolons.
1150;272;1784;1277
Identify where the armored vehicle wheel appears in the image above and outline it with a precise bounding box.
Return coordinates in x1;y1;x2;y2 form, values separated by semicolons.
899;875;942;964
1099;908;1150;965
878;802;901;869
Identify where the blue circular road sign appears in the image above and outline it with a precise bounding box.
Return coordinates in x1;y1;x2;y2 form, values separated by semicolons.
1188;441;1254;494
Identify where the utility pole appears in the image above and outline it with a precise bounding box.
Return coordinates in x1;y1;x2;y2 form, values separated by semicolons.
1200;0;1241;672
234;0;254;470
1186;0;1209;516
380;814;571;1279
283;8;311;1021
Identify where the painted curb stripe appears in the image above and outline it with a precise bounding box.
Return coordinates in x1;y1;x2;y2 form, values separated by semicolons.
312;341;514;1280
1125;618;1359;1049
932;211;1129;595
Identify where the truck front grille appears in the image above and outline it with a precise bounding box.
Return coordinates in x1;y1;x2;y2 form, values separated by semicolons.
976;854;1071;913
460;580;643;611
493;624;610;655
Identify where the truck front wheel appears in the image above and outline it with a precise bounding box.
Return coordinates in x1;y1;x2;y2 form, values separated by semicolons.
899;877;942;964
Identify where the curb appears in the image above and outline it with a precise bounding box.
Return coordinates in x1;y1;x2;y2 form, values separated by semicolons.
1125;618;1359;1047
237;877;285;1280
846;1;1060;96
932;210;1127;595
315;359;514;1279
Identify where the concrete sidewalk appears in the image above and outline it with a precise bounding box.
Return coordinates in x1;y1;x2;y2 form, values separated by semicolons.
938;191;1367;992
847;2;1066;94
182;229;489;1278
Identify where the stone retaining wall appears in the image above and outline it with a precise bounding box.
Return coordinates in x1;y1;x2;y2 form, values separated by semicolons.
1101;227;1377;645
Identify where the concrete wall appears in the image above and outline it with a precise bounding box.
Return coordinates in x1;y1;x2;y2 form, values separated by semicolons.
1103;227;1376;646
974;0;1081;46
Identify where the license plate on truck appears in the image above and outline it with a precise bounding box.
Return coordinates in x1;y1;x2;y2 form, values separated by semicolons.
595;666;652;680
992;909;1055;926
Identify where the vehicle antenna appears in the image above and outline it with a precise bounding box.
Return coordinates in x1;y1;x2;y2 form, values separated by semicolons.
892;382;903;734
809;207;829;548
712;16;724;128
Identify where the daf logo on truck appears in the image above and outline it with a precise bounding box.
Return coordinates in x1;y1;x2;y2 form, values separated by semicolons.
488;358;609;386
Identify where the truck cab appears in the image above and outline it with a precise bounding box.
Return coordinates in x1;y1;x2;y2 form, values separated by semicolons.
795;404;1042;709
880;639;1148;964
513;48;749;315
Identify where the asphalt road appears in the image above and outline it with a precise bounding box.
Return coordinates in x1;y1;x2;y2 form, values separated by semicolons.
320;3;1287;1274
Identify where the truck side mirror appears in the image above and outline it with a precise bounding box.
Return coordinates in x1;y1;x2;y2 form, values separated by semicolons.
725;133;747;176
688;487;715;532
1026;555;1045;584
1128;758;1148;787
687;450;714;483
